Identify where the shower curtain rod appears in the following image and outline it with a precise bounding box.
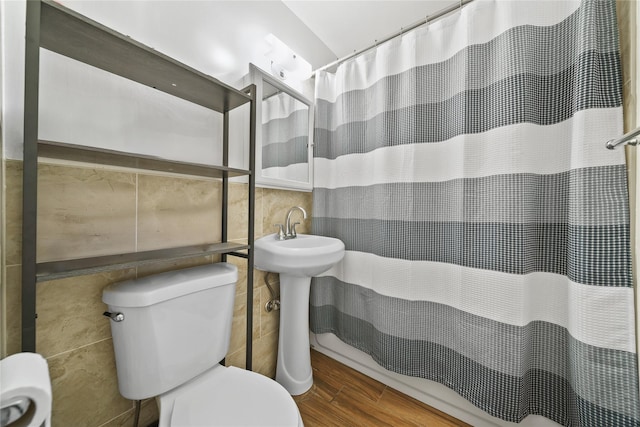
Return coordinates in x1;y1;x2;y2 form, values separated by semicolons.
605;125;640;149
313;0;476;75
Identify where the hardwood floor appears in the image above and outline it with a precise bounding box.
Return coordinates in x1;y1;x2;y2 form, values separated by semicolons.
293;350;472;427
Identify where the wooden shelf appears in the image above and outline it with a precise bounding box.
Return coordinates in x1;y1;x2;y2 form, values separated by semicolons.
36;242;250;282
38;140;251;178
40;0;251;113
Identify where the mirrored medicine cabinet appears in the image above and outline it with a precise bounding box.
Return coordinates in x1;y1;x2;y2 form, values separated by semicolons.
249;64;314;191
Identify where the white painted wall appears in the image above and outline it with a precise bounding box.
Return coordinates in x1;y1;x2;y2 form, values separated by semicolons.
2;0;26;161
38;50;225;166
2;2;225;164
0;0;336;164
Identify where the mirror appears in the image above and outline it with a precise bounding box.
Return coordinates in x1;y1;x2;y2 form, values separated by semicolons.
250;64;314;191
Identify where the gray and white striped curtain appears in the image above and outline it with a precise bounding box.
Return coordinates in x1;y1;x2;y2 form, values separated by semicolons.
261;92;309;182
311;0;640;425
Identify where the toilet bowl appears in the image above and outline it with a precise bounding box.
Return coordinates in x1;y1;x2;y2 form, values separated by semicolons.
159;364;302;426
102;262;302;426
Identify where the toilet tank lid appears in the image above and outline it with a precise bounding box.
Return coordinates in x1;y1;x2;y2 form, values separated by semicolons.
102;262;237;308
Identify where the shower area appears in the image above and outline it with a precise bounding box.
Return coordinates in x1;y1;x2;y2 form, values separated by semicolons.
309;0;640;426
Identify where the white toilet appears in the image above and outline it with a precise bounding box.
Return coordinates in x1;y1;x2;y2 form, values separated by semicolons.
102;262;303;427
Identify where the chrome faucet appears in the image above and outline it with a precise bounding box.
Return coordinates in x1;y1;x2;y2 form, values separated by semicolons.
274;206;307;240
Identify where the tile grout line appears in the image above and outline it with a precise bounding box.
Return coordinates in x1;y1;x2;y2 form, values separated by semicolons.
44;336;113;360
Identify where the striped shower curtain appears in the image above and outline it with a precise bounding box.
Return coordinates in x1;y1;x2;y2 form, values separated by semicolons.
261;91;309;182
311;0;640;425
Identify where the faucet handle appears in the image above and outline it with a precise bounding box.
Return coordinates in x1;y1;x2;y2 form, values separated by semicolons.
273;224;286;240
290;222;300;238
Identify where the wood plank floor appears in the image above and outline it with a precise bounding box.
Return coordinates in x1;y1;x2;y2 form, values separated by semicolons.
293;350;472;427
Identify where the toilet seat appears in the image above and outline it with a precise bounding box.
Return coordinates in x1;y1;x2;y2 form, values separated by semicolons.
164;365;302;426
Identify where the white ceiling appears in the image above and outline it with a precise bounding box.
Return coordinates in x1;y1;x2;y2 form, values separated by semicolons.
61;1;459;84
283;1;458;61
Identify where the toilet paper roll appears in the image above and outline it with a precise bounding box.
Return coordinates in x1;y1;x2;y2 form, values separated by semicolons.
1;353;52;427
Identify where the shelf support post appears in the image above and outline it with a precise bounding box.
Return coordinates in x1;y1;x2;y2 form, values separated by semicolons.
221;109;229;262
22;0;42;352
245;84;257;371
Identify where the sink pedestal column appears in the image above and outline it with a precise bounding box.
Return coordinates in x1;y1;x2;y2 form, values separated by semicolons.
254;232;345;395
276;274;313;395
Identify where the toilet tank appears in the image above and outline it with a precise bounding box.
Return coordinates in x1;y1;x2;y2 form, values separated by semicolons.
102;262;237;400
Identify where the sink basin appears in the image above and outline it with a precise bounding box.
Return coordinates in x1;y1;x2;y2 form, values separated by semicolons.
254;233;345;277
253;233;345;395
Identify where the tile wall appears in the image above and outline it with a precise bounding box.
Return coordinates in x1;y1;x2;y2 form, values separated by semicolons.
2;158;311;427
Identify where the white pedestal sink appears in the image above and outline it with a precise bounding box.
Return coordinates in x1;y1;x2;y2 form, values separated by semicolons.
254;233;345;395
